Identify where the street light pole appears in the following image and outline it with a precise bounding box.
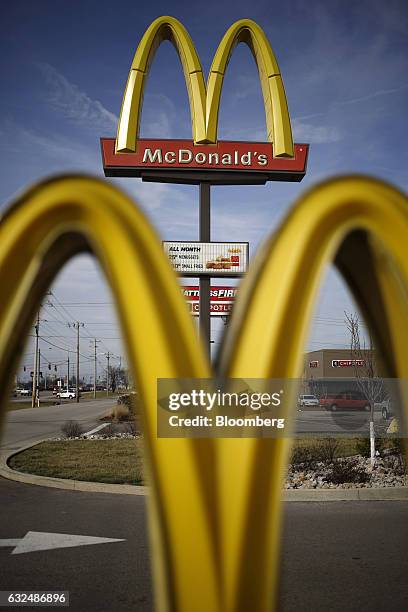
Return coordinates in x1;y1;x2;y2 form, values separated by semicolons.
91;339;100;399
72;322;84;403
36;348;41;407
31;312;39;408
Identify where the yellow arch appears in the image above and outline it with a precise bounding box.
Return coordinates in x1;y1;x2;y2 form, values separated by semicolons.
0;176;217;612
206;19;293;157
0;175;407;612
116;16;294;157
116;16;207;152
217;176;408;611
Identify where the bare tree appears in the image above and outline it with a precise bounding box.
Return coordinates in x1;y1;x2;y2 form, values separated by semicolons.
344;312;384;465
108;366;130;392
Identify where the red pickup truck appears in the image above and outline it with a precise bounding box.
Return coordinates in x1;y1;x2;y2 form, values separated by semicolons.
320;391;371;412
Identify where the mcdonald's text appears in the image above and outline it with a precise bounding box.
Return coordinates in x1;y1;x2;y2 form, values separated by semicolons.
101;138;309;183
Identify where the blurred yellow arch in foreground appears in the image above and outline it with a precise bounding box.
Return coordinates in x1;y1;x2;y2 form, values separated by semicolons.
0;175;407;612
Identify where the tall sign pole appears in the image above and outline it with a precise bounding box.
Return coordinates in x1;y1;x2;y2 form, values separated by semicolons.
199;182;211;355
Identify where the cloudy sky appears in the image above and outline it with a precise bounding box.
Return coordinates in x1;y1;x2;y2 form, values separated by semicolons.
1;0;407;381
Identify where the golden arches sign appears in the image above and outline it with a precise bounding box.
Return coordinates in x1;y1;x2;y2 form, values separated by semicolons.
0;176;408;612
116;16;294;157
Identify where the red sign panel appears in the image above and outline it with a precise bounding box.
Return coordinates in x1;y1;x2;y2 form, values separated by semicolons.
331;360;365;368
101;138;308;184
183;285;237;316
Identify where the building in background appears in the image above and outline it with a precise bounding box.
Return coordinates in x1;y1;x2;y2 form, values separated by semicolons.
303;349;377;397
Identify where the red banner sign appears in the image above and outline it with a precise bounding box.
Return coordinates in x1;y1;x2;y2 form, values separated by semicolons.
331;360;365;368
183;285;237;316
101;138;308;184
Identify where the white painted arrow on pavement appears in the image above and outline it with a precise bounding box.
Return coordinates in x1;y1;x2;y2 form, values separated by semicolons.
0;531;125;555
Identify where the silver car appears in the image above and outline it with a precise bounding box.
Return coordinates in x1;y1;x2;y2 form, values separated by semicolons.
298;394;319;407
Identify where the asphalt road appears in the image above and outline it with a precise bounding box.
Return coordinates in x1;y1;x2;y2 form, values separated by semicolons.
0;478;152;612
0;477;408;611
0;398;115;451
279;501;408;611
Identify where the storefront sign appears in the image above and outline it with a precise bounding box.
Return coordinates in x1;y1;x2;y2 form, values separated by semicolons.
101;139;308;183
331;360;365;367
182;285;237;316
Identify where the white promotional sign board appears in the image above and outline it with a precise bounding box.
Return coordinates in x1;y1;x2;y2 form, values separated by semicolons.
163;241;248;276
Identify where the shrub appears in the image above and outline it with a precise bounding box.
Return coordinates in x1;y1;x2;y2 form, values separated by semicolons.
117;393;138;417
386;438;406;474
61;420;83;439
290;444;316;467
124;420;137;436
104;422;116;437
390;438;406;456
326;458;370;485
314;438;339;463
112;403;130;421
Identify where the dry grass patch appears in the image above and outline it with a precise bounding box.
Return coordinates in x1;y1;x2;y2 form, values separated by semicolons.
8;400;56;411
9;439;144;485
292;438;364;459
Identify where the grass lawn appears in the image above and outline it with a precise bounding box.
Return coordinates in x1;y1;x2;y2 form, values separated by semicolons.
9;439;144;485
8;436;373;488
80;391;122;401
294;437;360;457
8;400;56;411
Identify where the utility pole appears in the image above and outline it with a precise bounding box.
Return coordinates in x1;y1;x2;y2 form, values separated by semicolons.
36;348;41;407
67;352;70;392
91;339;101;399
106;352;110;397
30;293;51;406
72;322;84;403
31;313;39;408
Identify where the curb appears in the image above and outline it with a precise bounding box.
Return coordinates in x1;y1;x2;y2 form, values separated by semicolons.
283;486;408;501
1;441;408;501
0;441;147;496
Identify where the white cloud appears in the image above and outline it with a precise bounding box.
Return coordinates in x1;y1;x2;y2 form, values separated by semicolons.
292;119;342;144
36;62;117;132
334;85;408;107
0;119;98;169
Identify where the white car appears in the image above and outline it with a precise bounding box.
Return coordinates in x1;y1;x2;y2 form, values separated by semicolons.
17;389;30;396
298;394;319;407
374;399;394;421
57;390;76;400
